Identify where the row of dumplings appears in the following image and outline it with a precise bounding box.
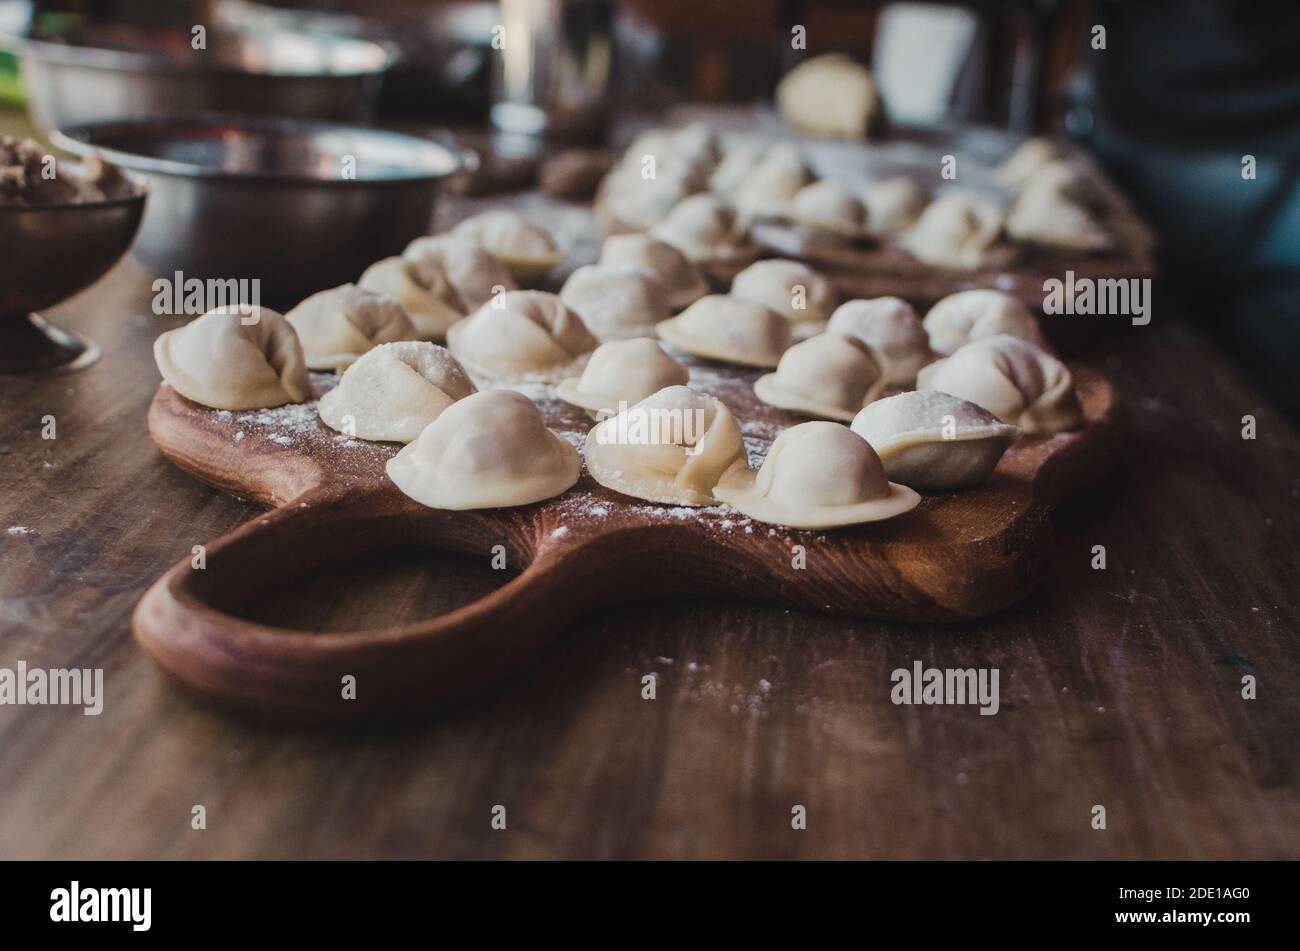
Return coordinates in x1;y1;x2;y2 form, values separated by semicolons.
598;124;1118;272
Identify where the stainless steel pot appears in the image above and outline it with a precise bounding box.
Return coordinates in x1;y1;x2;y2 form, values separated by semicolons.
0;1;395;131
53;114;468;307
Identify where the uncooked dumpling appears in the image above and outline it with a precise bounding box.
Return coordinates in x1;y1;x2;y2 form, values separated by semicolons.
790;179;867;238
597;233;708;310
916;334;1082;435
318;341;476;443
1006;160;1112;252
851;390;1017;490
559;264;671;341
598;158;707;230
827;297;933;386
997;137;1063;189
404;234;518;313
451;210;563;281
709;142;765;195
652;193;757;266
730;259;837;338
776;54;881;140
656;294;792;368
358;257;463;340
901;192;1005;269
733;145;812;221
446;290;597;383
753;332;887;422
153;305;309;411
923;289;1046;356
714;422;919;529
556;337;689;418
863;176;928;233
584;385;745;506
387;389;579;510
286;284;416;371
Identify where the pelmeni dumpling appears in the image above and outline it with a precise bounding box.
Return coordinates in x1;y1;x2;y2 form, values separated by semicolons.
916;334;1083;435
446;290;598;383
851;390;1018;490
652;193;757;266
714;422;919;529
656;294;792;368
827;297;933;386
730;259;838;339
670;121;722;168
1006;160;1112;253
556;337;689;418
709;142;765;195
318;341;476;443
387;389;579;510
753;332;887;422
776;54;881;140
598;158;707;230
922;289;1047;356
358;257;462;340
559;264;671;341
733;146;812;221
789;179;867;239
286;284;416;371
863;176;929;233
583;385;745;506
997;137;1063;189
901;192;1005;269
153;305;309;410
597;233;708;310
451;210;563;281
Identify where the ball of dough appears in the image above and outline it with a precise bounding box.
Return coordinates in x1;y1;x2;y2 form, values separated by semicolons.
451;210;563;282
777;54;881;140
153;305;309;411
714;421;919;529
446;289;597;383
652;193;757;266
584;385;746;506
286;284;416;372
851;390;1017;490
916;334;1083;435
827;297;933;386
597;233;709;311
901;192;1005;270
559;264;671;341
753;332;887;422
656;294;792;368
863;176;929;233
318;341;476;444
730;259;837;338
556;337;689;418
387;389;580;510
923;289;1047;356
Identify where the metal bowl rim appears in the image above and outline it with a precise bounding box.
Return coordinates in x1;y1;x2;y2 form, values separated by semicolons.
51;114;467;188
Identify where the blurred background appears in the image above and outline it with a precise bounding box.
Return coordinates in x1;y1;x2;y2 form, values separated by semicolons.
3;0;1297;418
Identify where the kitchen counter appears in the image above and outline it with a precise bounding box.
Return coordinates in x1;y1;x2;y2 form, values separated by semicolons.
1;183;1297;860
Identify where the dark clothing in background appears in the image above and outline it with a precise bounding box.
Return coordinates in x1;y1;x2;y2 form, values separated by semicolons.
1083;0;1300;420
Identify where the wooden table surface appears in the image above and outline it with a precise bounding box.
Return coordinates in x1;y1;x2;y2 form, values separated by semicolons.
2;174;1298;861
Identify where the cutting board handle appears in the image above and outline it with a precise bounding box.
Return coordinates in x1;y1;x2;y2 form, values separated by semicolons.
131;486;649;722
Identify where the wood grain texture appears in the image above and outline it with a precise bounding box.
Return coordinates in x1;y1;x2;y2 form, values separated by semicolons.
132;361;1121;722
0;196;1297;861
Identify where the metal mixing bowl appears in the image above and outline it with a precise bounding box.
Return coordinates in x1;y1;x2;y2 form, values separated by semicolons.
0;177;146;373
0;1;396;130
53;114;468;307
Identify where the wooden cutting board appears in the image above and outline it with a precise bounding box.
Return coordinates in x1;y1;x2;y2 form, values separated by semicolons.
133;358;1124;723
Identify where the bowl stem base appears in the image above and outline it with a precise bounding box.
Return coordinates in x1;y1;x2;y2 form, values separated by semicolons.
0;313;101;374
